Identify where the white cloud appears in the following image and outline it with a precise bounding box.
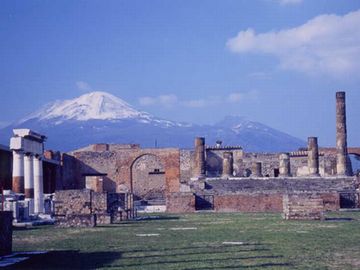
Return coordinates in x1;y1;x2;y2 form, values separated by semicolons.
139;91;256;108
227;9;360;77
277;0;302;5
227;90;258;103
227;93;244;103
139;94;178;108
139;96;156;106
76;81;92;92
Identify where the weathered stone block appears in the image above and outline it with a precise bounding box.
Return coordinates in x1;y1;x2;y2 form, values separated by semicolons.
283;193;325;220
166;192;195;213
0;211;13;256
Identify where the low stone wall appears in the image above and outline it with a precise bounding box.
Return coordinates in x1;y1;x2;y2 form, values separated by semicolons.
283;193;325;220
0;211;13;256
213;193;283;213
320;192;340;211
166;192;195;213
56;214;96;228
54;189;121;227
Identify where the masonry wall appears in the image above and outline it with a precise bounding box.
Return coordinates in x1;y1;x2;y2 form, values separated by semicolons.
69;145;181;200
166;192;195;213
283;193;326;220
54;189;114;227
214;193;283;212
0;211;12;256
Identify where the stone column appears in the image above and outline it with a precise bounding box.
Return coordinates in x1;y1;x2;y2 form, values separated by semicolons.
33;155;44;214
308;137;320;176
279;153;291;177
222;152;233;178
336;91;350;176
252;162;263;177
24;154;34;199
193;137;206;179
12;150;24;193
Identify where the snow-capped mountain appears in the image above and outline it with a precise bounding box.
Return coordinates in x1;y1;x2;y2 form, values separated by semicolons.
19;91;152;123
0;92;305;152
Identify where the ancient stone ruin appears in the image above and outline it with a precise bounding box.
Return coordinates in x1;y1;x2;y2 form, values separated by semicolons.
0;91;359;226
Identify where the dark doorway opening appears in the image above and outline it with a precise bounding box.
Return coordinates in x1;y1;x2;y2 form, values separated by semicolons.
274;168;280;178
340;193;357;208
195;195;214;210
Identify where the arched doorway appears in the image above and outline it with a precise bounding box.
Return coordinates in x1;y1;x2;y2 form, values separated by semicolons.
130;154;166;204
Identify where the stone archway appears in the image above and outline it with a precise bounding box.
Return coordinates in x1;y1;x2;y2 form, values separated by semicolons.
130;154;166;203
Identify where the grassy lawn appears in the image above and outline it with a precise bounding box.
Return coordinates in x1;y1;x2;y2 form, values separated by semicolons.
6;211;360;270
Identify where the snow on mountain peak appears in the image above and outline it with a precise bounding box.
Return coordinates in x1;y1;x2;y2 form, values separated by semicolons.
19;91;152;123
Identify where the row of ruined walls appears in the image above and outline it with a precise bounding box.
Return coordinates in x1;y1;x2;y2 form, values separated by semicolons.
62;145;357;196
179;148;343;178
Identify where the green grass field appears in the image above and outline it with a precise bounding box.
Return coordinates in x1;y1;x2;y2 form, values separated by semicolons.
7;211;360;269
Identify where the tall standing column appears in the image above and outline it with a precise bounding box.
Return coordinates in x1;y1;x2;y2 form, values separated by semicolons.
194;137;206;179
24;154;34;199
12;150;24;193
308;137;320;176
336;91;350;176
33;155;44;214
252;162;263;177
222;152;233;178
279;153;291;177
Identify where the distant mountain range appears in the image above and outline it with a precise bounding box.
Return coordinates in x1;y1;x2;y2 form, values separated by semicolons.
0;91;305;152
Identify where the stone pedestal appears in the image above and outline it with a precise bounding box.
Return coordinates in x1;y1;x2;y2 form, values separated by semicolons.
308;137;320;176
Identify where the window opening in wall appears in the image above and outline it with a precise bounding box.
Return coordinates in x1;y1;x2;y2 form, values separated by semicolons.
149;168;165;175
274;168;280;177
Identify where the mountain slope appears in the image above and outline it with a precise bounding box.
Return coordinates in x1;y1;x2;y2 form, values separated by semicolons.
0;92;305;152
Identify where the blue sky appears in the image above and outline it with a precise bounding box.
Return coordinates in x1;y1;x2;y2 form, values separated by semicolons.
1;0;360;146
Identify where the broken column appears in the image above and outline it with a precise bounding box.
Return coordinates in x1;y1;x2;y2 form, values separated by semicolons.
193;137;206;179
252;162;263;177
33;155;44;214
279;153;291;177
308;137;320;176
12;150;24;193
222;152;233;178
336;91;350;176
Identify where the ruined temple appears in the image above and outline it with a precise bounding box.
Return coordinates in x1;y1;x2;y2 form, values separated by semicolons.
1;91;359;225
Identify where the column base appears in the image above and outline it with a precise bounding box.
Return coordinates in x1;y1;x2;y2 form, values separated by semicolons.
24;188;34;199
12;176;24;194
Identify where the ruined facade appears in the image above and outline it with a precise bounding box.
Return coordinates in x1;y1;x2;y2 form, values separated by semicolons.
2;91;360;222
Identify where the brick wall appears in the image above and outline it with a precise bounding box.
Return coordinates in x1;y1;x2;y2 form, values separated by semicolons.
283;193;325;220
213;193;283;212
69;147;181;199
166;192;195;213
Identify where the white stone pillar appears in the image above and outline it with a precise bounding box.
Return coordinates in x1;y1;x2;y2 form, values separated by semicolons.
24;154;34;215
33;155;44;214
12;150;24;193
24;154;34;198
